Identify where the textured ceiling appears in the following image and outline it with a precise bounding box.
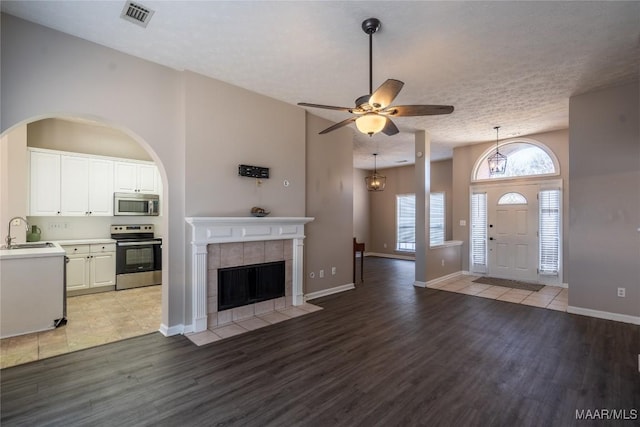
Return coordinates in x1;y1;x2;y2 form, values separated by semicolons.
2;1;639;169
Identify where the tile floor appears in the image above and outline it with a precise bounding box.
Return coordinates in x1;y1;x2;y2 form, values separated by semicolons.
428;274;568;311
187;303;323;346
0;285;161;369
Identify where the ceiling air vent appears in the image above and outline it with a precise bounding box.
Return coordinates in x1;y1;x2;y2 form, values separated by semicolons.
120;1;155;28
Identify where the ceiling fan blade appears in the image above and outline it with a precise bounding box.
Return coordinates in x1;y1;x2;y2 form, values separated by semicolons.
298;102;352;112
369;79;404;109
386;105;454;116
319;117;357;134
382;117;399;136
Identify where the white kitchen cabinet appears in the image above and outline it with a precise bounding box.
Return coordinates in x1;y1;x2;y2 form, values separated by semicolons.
89;243;116;287
65;245;91;291
29;150;61;216
60;155;114;216
63;243;115;292
60;155;90;216
114;161;158;194
88;158;114;215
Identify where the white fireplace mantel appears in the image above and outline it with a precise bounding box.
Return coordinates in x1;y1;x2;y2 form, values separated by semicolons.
185;216;314;333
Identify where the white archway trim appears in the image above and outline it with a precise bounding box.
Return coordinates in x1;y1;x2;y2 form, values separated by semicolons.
471;138;561;183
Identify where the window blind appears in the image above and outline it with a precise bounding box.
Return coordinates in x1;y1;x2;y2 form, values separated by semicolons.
430;193;445;246
471;193;487;271
539;189;560;275
396;194;416;251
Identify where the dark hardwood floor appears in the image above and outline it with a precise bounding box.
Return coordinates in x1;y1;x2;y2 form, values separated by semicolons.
1;257;639;426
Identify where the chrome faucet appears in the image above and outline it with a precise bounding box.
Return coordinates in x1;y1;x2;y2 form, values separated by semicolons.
6;216;29;248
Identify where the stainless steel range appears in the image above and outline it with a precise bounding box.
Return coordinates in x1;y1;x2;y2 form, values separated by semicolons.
111;224;162;290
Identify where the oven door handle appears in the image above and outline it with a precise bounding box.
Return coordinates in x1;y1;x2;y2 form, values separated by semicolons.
117;240;162;246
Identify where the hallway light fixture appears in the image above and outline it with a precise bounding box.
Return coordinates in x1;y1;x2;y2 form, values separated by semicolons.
365;153;386;191
487;126;507;175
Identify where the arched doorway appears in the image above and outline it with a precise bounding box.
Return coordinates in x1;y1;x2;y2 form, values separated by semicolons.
0;115;169;368
469;139;563;285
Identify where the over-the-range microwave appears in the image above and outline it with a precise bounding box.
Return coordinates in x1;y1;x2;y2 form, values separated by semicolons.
114;192;160;216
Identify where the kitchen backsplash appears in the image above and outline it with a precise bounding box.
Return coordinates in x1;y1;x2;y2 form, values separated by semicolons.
26;216;164;241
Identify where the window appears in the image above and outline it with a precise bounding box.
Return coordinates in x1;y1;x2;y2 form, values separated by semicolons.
470;192;487;272
539;189;561;275
396;195;416;251
430;193;445;246
497;192;527;205
474;142;557;181
395;193;446;251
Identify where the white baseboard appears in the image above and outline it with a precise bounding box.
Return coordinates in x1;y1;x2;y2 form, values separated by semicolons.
159;323;188;336
305;283;355;301
414;281;427;288
427;271;463;286
366;252;416;261
567;306;640;325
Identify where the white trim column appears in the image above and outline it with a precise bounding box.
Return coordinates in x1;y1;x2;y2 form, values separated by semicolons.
192;243;208;332
292;237;305;305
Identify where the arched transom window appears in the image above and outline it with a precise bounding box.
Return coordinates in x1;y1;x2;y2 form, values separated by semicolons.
474;141;558;181
498;192;527;205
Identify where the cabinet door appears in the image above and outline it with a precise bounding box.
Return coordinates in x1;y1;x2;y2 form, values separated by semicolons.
29;151;61;216
88;158;114;215
137;164;157;193
90;252;116;287
66;254;90;290
114;162;138;192
60;155;90;216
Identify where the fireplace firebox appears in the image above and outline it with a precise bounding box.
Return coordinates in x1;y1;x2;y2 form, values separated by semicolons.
218;261;285;311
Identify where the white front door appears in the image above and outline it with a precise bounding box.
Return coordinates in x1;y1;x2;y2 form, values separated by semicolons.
487;185;539;281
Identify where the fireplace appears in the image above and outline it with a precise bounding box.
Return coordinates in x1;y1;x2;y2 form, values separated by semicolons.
185;216;314;333
218;261;285;311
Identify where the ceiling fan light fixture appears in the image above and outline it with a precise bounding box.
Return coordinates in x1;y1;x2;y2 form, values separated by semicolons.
356;113;386;136
365;153;386;191
487;126;507;175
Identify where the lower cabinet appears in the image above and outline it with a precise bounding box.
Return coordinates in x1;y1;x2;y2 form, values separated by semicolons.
63;243;116;292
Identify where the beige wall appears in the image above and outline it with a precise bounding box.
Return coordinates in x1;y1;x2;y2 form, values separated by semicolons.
183;71;305;217
452;129;570;280
568;82;639;319
28;118;151;160
0;125;28;244
305;113;354;292
367;159;453;256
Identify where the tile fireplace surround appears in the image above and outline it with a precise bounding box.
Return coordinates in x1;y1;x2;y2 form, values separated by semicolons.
185;217;314;333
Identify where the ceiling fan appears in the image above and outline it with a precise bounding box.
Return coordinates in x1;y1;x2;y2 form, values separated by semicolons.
298;18;454;137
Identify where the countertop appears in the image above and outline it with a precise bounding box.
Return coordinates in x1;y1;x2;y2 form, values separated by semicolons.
55;238;117;245
0;242;65;260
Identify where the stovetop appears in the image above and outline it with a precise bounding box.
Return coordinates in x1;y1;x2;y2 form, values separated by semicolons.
110;224;156;241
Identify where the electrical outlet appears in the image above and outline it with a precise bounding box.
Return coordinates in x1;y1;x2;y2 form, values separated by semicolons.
331;267;336;275
617;288;626;298
383;243;387;248
49;222;64;230
441;259;445;267
319;269;324;278
11;218;22;226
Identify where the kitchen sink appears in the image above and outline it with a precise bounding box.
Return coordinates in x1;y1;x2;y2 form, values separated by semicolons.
3;242;55;249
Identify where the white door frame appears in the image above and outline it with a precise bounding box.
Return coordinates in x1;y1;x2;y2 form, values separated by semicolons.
469;179;563;284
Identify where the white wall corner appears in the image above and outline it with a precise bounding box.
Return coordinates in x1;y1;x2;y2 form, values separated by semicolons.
414;281;427;288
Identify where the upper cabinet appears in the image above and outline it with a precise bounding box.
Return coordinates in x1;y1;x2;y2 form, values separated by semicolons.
28;148;158;216
29;150;62;216
114;161;158;194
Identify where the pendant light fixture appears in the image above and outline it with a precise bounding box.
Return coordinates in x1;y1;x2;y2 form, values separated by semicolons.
365;153;386;191
487;126;507;175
